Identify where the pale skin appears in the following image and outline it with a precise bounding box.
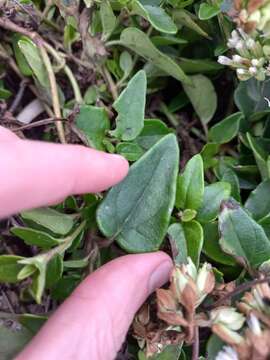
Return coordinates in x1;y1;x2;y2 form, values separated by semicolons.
0;126;173;360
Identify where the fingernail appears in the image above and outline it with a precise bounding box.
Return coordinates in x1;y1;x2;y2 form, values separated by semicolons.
148;260;173;293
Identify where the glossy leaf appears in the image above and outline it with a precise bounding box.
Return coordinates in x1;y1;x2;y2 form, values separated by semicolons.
168;221;203;266
111;71;146;141
203;222;236;266
11;227;63;249
176;154;204;210
197;182;231;223
219;199;270;268
75;105;110;150
245;180;270;220
222;168;241;202
46;255;64;288
247;133;270;180
18;38;49;87
97;134;179;252
21;207;74;235
209;112;243;144
133;1;177;34
198;3;221;20
183;75;217;125
120;28;191;84
0;255;24;283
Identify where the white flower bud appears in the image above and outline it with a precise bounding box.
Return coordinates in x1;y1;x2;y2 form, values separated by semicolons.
216;346;239;360
251;58;259;66
210;307;245;331
236;68;246;75
235;40;245;50
218;56;232;65
232;55;243;63
249;66;257;75
247;314;261;336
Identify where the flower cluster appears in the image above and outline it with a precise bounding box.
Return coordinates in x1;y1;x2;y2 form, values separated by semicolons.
218;29;270;81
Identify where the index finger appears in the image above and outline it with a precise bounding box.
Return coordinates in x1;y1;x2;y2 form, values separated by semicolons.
0;137;128;218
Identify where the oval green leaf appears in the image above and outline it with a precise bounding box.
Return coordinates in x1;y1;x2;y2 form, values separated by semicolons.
97;134;179;252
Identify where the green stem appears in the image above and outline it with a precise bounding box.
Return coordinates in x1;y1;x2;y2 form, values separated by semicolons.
39;44;66;143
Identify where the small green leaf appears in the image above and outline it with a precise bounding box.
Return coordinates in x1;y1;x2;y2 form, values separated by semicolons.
197;182;231;223
168;223;188;264
176;154;204;210
120;27;191;84
0;87;12;100
183;75;217;125
168;221;203;266
75;105;110;150
149;344;183;359
119;51;133;77
203;222;236;266
116;142;144;161
0;255;24;283
209;112;243;144
11;227;63;249
97;134;179;252
111;71;146;141
132;1;177;34
222;168;241;202
247;133;270;180
21;207;74;235
182;208;197;222
100;0;116;40
173;9;210;38
245;180;270;220
219;199;270;268
46;255;63;288
18;38;49;87
12;34;32;76
17;264;37;280
135;119;172;150
198;3;221;20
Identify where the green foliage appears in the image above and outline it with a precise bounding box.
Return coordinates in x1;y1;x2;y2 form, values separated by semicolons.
2;0;270;358
97;134;179;252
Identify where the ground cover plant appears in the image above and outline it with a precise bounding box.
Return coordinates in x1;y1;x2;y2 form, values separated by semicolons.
1;0;270;358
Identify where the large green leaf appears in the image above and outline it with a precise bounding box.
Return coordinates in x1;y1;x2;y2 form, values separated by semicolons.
0;255;24;283
245;180;270;220
75;105;110;150
183;75;217;125
21;207;74;235
0;324;33;360
219;199;270;268
111;71;146;141
120;28;191;84
176;154;204;210
97;134;179;252
196;182;231;223
209;112;243;144
132;1;177;34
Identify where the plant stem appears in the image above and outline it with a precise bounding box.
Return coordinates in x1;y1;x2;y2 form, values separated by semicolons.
44;43;83;103
39;44;66;143
192;326;199;360
102;66;118;101
205;275;270;310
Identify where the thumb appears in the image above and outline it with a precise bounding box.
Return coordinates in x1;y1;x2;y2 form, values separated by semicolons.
16;252;173;360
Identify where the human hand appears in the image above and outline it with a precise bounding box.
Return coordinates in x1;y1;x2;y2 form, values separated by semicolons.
0;127;173;360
